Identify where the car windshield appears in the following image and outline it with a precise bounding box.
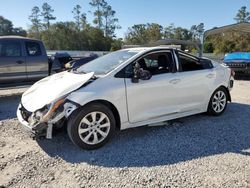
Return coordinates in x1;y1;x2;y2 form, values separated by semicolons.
77;50;138;75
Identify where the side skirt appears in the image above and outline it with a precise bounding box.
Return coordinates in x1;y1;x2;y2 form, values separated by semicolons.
120;109;206;130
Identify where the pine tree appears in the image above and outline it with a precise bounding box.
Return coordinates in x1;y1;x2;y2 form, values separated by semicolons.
29;6;42;38
41;3;56;29
72;5;81;31
89;0;106;29
102;3;120;37
234;6;250;23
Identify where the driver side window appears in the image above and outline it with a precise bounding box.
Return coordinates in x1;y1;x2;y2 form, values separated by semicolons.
125;51;174;77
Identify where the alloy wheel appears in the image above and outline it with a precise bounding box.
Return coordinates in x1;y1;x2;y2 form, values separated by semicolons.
78;111;111;145
212;91;227;113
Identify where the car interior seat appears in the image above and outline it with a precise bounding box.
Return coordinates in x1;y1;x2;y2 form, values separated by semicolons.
138;58;147;70
157;55;171;74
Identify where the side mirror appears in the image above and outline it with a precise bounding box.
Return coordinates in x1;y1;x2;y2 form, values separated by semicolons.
131;62;152;83
139;69;152;80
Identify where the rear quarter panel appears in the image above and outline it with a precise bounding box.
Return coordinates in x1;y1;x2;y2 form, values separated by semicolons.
205;61;231;107
212;61;231;88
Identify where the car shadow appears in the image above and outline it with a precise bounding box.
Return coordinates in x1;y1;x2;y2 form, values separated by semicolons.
37;102;250;168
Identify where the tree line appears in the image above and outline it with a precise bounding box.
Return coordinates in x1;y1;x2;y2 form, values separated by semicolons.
204;6;250;53
0;16;27;36
0;3;249;53
124;23;204;53
124;6;250;54
0;0;122;51
27;1;121;51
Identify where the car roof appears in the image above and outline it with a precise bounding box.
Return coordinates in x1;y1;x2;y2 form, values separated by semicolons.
121;46;174;53
121;47;204;62
0;35;41;42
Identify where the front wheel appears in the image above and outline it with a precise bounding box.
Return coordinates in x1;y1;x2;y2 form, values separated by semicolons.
207;87;228;116
67;103;116;150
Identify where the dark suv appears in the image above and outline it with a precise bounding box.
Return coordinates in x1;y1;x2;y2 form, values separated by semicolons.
223;52;250;75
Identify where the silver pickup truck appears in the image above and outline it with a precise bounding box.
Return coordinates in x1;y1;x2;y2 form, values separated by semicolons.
0;36;52;84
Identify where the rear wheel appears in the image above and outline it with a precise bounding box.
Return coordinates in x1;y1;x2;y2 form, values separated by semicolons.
207;87;228;116
67;103;115;150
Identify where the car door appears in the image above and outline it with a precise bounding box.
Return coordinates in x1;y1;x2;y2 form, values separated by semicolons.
25;41;48;81
0;40;26;84
173;51;215;112
124;50;180;124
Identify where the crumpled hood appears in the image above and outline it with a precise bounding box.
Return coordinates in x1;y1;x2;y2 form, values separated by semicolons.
21;71;94;112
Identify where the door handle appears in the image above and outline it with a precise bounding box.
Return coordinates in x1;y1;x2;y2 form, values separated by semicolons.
169;79;181;84
16;60;24;64
206;73;215;79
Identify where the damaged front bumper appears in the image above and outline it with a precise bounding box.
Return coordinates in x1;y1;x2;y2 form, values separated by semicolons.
16;101;79;139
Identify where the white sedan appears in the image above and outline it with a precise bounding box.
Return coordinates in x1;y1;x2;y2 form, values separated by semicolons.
17;47;234;150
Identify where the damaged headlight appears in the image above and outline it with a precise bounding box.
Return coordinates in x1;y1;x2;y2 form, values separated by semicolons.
43;97;66;122
29;96;67;126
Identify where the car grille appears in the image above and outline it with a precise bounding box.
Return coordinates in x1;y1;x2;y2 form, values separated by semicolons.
20;104;32;122
227;63;247;68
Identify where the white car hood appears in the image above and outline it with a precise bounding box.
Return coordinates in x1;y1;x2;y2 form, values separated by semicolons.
22;71;94;112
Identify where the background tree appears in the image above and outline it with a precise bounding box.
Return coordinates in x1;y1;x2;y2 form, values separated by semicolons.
0;16;26;36
29;6;42;38
41;21;78;50
85;25;107;50
80;13;87;29
89;0;106;29
41;3;56;30
110;38;123;51
203;6;250;54
190;23;204;54
125;23;194;45
196;23;205;38
12;27;27;36
234;6;250;23
125;24;148;45
102;3;120;37
203;42;214;53
173;27;191;40
163;23;175;39
24;2;250;53
190;25;197;40
190;23;204;41
72;5;82;31
0;16;14;35
145;23;162;42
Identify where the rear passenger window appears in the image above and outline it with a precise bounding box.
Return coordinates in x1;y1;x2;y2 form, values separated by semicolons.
25;42;42;56
179;53;204;72
0;42;21;57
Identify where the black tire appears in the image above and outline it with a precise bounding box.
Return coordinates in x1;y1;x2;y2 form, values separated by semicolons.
67;103;116;150
207;87;228;116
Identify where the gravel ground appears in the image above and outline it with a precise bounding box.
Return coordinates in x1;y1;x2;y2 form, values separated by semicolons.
0;80;250;188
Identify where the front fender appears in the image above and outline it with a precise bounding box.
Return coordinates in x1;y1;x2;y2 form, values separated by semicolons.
66;77;128;126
